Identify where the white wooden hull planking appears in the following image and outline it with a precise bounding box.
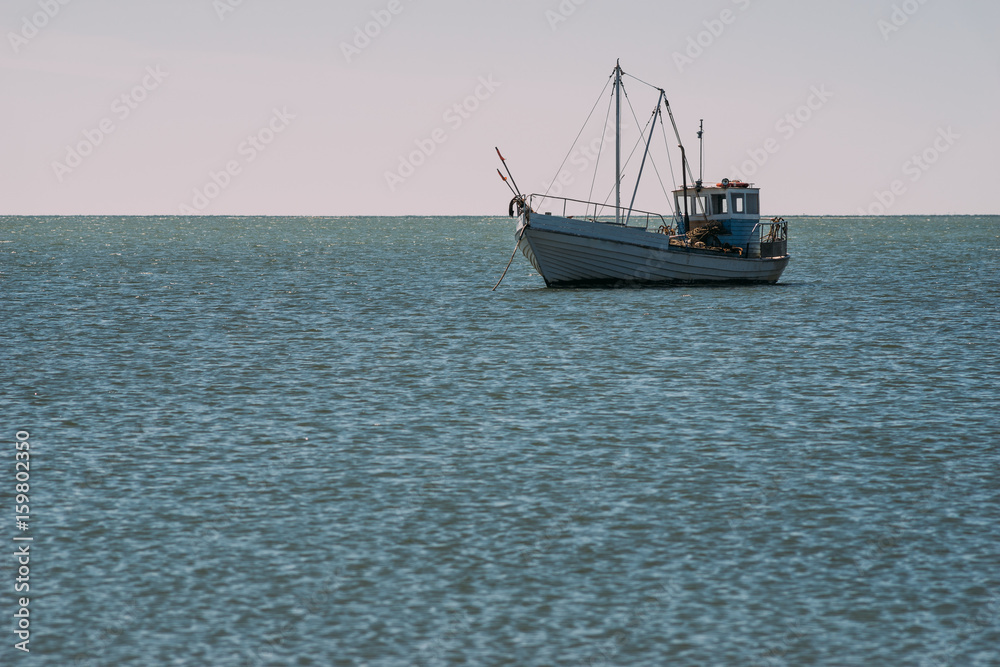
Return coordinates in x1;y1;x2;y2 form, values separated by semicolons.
516;212;789;287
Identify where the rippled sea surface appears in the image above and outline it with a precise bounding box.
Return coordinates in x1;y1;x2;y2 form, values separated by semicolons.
2;215;999;666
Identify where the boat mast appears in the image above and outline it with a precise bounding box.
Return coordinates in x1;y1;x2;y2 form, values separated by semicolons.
681;144;689;233
615;60;622;226
698;119;704;187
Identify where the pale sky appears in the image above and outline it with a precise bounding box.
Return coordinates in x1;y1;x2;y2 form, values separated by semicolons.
2;0;998;216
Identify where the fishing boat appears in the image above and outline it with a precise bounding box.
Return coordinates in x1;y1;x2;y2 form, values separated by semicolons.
495;61;789;288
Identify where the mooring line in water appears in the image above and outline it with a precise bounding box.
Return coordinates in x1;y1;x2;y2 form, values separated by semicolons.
492;232;523;292
492;219;530;292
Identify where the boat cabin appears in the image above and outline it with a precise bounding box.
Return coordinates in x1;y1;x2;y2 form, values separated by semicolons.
673;179;770;253
674;180;760;225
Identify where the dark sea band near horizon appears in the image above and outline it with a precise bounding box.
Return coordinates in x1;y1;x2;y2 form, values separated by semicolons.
2;214;999;665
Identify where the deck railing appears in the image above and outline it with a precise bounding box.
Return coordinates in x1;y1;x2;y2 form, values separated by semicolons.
528;194;671;231
750;218;788;258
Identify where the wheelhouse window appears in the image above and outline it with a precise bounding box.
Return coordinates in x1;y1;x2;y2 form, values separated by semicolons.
732;193;745;214
678;195;707;215
747;193;760;215
675;194;710;217
711;194;728;215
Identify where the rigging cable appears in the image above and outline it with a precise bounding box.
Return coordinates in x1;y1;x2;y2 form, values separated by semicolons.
596;81;655;216
597;119;652;215
660;112;679;191
622;71;663;93
660;113;680;216
540;74;614;205
646;110;675;216
624;70;684;217
638;107;675;218
587;90;616;220
622;90;674;218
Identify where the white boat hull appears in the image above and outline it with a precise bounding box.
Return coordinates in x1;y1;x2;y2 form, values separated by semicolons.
517;212;788;287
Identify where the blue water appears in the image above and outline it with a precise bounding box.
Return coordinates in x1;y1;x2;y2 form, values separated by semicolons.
2;215;999;666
